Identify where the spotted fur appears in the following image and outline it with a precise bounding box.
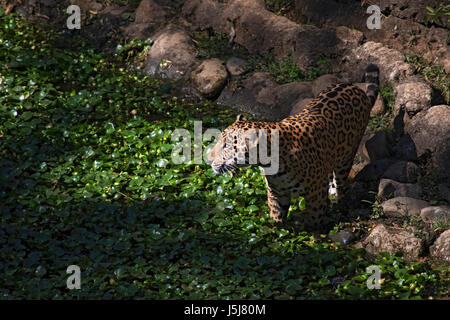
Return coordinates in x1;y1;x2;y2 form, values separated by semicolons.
208;64;379;231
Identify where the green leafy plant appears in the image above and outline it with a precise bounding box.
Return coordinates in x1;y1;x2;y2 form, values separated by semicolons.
362;195;385;220
432;220;450;233
424;3;450;27
406;53;450;103
379;84;395;108
102;0;142;7
264;0;294;16
260;57;331;84
191;31;240;59
367;84;395;133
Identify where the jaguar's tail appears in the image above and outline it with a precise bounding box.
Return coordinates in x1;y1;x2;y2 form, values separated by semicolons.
362;63;379;106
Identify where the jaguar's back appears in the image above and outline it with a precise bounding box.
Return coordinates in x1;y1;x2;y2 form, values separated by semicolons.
280;82;372;178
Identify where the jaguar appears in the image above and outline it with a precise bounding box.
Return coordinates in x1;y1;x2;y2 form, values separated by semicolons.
207;64;380;231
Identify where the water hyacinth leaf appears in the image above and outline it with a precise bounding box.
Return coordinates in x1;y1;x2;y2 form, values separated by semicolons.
156;159;169;168
105;122;115;134
212;217;231;227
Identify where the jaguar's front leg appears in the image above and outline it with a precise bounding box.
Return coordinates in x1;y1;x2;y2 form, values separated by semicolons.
265;179;291;223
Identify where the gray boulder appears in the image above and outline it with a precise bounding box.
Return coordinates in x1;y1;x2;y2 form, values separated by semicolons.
190;58;228;98
217;72;313;121
438;184;450;203
381;197;429;218
335;26;364;53
364;131;391;162
378;179;422;199
184;0;340;69
394;76;432;114
370;92;385;116
329;230;356;245
420;206;450;226
394;134;419;162
123;0;167;40
345;181;376;209
405;105;450;180
354;159;396;183
430;229;450;262
362;224;424;262
182;0;222;30
311;74;339;96
381;161;421;184
135;0;166;24
144;25;198;81
226;57;247;76
341;41;414;84
289;98;314;116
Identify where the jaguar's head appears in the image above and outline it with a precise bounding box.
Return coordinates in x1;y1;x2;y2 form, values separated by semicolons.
207;115;255;175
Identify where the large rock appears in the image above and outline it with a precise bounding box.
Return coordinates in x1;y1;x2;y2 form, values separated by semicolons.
184;0;340;69
377;0;449;28
70;0;101;14
370;93;385;116
294;0;448;79
364;131;391;162
64;4;128;50
288;73;342;116
134;0;166;24
190;58;228;98
294;0;366;31
144;25;198;81
311;74;339;96
391;107;412;137
182;0;222;31
226;57;247;76
420;206;450;226
217;72;313;121
354;159;396;183
381;197;429;218
123;0;167;40
405;105;450;180
442;55;450;75
381;161;421;184
345;181;375;209
228;0;338;69
334;26;364;53
367;14;449;68
438;184;450;203
378;179;422;199
362;224;424;262
289;98;314;116
276;82;314;117
430;229;450;261
341;41;414;84
295;0;448;29
349;162;367;179
394;134;419;162
355;134;372;164
183;0;445;89
394;76;432;114
329;230;356;245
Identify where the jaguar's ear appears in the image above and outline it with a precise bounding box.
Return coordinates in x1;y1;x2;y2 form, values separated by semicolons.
236;114;246;121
